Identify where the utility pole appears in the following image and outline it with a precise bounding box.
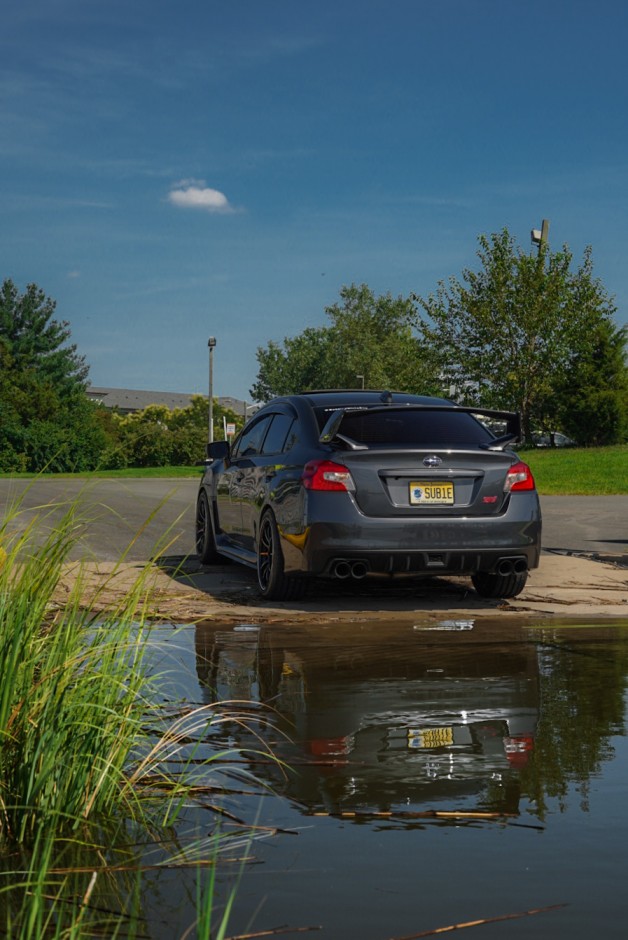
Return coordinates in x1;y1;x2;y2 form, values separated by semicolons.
531;219;550;254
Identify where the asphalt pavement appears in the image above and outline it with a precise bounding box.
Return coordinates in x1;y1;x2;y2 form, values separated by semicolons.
0;478;626;562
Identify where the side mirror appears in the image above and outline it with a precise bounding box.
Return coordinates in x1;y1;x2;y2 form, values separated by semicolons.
206;440;230;461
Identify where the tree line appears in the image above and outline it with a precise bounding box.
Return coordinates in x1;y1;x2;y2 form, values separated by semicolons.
253;229;627;447
2;228;627;472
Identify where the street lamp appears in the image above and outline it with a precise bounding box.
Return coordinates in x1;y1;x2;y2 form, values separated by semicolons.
531;219;550;254
207;336;217;443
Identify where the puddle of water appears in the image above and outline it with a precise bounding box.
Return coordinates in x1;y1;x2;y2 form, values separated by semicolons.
48;617;628;938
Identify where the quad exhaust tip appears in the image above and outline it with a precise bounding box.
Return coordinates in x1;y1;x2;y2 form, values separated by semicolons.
331;557;527;580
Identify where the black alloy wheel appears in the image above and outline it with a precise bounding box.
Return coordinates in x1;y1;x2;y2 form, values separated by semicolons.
257;511;307;601
195;490;221;564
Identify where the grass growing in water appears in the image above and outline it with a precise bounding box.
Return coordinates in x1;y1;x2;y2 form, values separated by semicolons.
0;492;272;937
0;499;154;844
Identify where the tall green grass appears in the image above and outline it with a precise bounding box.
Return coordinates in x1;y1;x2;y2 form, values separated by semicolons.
0;492;272;937
0;499;154;843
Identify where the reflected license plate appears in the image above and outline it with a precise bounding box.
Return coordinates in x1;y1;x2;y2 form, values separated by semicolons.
409;481;454;505
408;727;454;749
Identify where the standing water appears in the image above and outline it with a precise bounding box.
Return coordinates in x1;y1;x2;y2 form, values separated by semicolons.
140;616;628;939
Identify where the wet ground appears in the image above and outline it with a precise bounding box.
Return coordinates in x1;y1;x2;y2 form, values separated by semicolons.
140;614;628;939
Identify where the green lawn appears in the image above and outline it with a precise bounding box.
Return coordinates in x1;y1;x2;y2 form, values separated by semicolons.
524;444;628;495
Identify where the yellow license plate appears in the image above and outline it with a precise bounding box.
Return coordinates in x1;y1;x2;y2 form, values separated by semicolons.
409;482;454;505
408;727;454;749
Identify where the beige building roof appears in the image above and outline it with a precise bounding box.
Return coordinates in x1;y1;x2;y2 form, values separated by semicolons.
87;386;252;417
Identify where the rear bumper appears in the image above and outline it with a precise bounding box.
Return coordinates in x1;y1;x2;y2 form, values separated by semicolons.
279;492;542;577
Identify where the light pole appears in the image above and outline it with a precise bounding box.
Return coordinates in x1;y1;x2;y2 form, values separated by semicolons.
207;336;217;443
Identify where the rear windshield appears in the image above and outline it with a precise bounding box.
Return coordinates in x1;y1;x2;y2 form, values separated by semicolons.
317;407;494;446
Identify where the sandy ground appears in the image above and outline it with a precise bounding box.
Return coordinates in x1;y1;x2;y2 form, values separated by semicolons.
54;551;628;625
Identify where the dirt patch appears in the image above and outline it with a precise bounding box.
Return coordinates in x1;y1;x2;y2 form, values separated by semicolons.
54;552;628;625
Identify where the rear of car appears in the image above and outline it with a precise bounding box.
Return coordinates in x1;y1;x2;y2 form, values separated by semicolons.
196;390;541;601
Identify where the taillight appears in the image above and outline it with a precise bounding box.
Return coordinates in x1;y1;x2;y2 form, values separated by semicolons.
504;734;535;768
504;461;536;493
302;459;355;492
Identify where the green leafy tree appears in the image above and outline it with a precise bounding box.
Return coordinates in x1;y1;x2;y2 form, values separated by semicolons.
251;327;337;401
104;396;243;468
252;284;440;402
414;230;624;442
553;320;628;446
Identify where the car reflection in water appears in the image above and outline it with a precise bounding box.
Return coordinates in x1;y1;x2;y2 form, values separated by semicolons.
195;621;538;820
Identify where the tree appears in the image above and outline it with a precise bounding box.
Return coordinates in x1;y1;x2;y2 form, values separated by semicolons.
0;279;106;471
251;327;337;401
0;279;88;391
414;230;625;443
102;396;243;468
252;284;440;401
553;320;628;446
0;340;108;471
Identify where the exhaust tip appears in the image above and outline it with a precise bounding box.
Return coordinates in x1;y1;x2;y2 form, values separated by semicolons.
496;557;528;576
333;560;352;579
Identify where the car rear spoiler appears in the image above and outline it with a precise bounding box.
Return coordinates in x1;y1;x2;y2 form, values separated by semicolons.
319;404;522;450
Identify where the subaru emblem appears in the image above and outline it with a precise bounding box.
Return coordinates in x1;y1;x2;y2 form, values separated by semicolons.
423;455;442;468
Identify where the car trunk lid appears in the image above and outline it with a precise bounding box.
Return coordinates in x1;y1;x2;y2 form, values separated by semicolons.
337;447;517;517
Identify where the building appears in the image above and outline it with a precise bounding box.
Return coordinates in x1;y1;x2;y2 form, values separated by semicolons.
86;386;254;418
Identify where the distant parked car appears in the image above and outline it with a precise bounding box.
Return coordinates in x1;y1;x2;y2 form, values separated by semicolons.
532;431;576;448
195;391;542;601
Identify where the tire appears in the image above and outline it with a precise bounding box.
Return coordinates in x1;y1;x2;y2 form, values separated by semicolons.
195;490;221;564
257;511;307;601
471;569;528;599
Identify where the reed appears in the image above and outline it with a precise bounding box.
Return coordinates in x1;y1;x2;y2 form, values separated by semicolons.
0;497;155;843
0;490;272;936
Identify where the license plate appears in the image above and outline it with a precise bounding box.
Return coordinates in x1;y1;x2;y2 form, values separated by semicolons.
409;482;454;505
408;727;454;749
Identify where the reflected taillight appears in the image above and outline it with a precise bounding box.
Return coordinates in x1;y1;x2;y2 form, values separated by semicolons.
302;460;355;492
504;461;536;492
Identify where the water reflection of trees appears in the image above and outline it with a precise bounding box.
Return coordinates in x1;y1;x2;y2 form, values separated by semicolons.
195;622;628;822
520;630;628;818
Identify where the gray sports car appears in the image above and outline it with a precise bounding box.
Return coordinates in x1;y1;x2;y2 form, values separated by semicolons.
195;390;541;601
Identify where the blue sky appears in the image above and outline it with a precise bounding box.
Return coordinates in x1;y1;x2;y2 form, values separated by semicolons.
2;0;627;404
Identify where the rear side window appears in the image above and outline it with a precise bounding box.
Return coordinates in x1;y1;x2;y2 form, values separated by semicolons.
232;416;272;458
338;409;493;445
260;414;296;455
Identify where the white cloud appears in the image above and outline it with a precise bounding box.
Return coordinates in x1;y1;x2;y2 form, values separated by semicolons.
167;180;234;213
